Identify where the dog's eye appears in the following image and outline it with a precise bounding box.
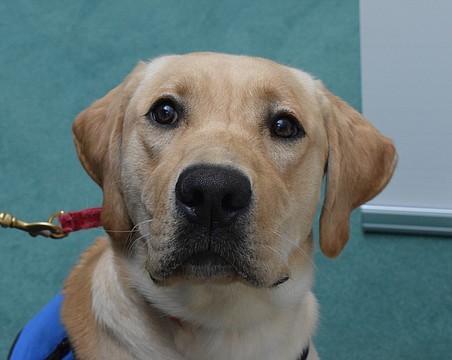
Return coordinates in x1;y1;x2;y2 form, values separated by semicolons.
148;100;179;125
271;116;304;139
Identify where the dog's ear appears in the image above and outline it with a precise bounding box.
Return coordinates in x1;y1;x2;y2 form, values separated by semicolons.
73;84;122;187
73;62;147;241
73;62;146;186
319;91;397;258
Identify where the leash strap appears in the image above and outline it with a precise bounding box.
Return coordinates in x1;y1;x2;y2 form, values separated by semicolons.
58;208;102;234
1;208;102;239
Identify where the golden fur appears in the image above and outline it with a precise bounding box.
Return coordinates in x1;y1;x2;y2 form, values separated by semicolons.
62;53;396;359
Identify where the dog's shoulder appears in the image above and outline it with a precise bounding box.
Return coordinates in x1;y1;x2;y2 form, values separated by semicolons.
64;237;109;289
61;237;109;359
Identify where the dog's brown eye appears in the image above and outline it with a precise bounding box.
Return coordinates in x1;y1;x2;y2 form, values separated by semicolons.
149;100;178;125
271;117;304;139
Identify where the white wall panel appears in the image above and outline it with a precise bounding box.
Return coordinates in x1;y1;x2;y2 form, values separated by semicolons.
360;0;452;234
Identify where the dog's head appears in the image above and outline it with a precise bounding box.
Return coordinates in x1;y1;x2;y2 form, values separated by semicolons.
73;53;396;288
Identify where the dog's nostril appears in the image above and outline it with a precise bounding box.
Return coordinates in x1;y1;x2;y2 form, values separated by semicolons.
181;189;204;208
221;192;250;212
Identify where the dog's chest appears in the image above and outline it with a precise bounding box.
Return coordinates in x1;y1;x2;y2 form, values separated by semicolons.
172;319;308;360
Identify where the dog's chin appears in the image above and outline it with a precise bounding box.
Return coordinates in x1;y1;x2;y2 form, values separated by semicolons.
149;251;289;288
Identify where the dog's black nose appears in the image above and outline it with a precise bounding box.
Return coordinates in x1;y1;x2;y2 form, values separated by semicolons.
175;165;252;227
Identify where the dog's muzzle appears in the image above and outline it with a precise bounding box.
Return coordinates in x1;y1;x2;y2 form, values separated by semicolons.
150;164;261;284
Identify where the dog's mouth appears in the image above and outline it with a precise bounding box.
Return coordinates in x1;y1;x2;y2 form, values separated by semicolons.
149;248;263;286
186;250;229;267
181;250;236;278
149;248;292;288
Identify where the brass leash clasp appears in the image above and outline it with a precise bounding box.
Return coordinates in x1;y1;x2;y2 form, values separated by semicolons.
0;211;68;239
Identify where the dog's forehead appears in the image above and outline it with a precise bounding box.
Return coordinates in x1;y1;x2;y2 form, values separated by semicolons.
139;53;320;105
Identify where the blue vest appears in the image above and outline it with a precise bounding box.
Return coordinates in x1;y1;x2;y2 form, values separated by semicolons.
8;293;75;360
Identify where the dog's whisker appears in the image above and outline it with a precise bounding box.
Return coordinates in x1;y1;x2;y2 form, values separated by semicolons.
126;228;152;256
104;219;154;256
271;236;333;285
103;229;137;234
132;219;153;232
269;229;327;279
260;243;286;260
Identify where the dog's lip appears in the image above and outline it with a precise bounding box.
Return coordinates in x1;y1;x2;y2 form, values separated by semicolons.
180;250;238;278
150;250;259;285
185;250;231;267
149;251;286;288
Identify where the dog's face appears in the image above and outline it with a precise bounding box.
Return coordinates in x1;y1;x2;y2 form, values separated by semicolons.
73;53;396;289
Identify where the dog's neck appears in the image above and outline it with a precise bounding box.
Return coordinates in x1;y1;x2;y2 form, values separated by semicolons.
91;244;317;360
164;292;317;360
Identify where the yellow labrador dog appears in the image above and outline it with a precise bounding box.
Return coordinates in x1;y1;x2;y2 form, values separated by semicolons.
62;52;397;360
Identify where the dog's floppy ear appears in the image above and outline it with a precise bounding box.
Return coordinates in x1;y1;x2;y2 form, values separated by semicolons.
319;91;397;258
73;62;147;240
73;84;122;187
73;62;146;186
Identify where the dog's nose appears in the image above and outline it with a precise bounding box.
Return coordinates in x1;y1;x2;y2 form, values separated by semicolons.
175;165;252;227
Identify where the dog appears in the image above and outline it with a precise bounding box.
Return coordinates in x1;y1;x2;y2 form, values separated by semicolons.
61;52;397;359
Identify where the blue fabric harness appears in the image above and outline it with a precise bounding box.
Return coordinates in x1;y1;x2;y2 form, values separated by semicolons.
8;293;74;360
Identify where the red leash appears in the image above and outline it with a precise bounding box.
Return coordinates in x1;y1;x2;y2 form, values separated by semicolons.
0;208;102;239
58;208;102;234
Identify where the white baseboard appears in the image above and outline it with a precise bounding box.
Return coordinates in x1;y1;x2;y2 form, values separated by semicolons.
360;205;452;236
